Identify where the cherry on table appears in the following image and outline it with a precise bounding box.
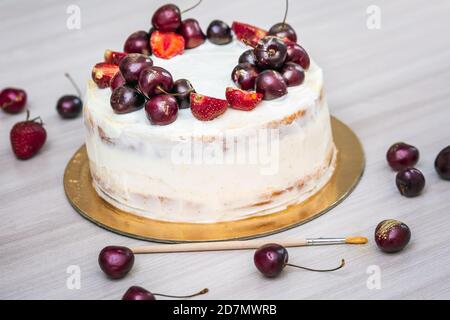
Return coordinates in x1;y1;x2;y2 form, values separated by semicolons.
375;219;411;253
207;20;232;45
98;246;135;279
386;142;419;171
122;285;208;300
254;243;345;278
434;146;450;180
395;167;425;197
56;73;83;119
0;87;27;114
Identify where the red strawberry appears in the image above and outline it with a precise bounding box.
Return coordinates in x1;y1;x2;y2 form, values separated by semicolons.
150;31;185;59
225;87;263;111
190;93;228;121
91;63;119;88
232;21;268;47
104;50;127;65
10;111;47;160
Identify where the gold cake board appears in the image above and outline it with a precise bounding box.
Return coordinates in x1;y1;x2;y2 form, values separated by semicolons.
64;117;364;243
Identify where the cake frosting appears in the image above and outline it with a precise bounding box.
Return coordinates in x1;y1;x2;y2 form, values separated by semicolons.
84;40;336;223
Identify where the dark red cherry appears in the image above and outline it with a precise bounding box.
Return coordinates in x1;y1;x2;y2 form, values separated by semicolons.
56;95;82;119
231;63;259;91
254;244;345;278
119;54;153;84
238;49;257;65
375;219;411;253
206;20;232;45
280;62;305;86
179;19;206;49
110;72;126;91
254;244;288;278
172;79;195;109
145;94;178;125
98;246;135;279
286;43;310;70
255;70;287;100
110;86;145;114
435;146;450;180
396;168;425;197
122;286;209;300
254;36;287;70
123;31;151;55
56;73;83;119
386;142;419;171
268;22;297;43
0;88;27;114
138;66;173;98
122;286;156;300
151;4;181;32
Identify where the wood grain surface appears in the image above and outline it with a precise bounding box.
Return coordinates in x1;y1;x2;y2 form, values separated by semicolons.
1;0;449;300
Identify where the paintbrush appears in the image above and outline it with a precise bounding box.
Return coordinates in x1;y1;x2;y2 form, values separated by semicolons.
130;236;368;254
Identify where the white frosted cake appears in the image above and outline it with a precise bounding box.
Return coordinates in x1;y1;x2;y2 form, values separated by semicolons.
84;18;336;223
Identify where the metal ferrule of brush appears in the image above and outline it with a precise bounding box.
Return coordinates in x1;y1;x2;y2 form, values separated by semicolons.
306;238;346;245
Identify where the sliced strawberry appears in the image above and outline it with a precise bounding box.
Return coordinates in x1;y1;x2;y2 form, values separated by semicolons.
232;21;268;47
104;50;127;65
150;31;185;59
225;87;263;111
190;93;228;121
91;63;119;88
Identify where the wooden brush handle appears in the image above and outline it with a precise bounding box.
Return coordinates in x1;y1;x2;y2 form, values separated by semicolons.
131;239;308;254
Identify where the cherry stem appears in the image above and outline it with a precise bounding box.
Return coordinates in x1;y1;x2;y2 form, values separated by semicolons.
153;288;209;299
156;85;193;96
286;259;345;272
282;0;289;25
182;0;202;14
65;72;82;97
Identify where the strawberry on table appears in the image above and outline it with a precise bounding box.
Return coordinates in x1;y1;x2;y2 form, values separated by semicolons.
190;93;228;121
150;31;185;59
10;111;47;160
225;87;263;111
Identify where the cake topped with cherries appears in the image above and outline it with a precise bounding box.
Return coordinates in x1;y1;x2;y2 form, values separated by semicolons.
84;2;336;223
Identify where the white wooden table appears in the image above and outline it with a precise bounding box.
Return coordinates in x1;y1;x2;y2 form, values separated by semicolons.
1;0;450;300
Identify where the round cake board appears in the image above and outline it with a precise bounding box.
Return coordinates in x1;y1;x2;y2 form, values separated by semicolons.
64;117;364;243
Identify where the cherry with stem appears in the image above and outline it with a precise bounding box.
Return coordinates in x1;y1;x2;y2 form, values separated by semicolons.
268;0;297;43
56;73;83;119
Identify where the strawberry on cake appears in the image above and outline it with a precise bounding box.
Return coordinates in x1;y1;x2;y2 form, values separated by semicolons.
84;2;336;223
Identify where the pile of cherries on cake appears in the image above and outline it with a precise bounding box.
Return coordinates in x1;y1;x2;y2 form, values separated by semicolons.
90;2;310;125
